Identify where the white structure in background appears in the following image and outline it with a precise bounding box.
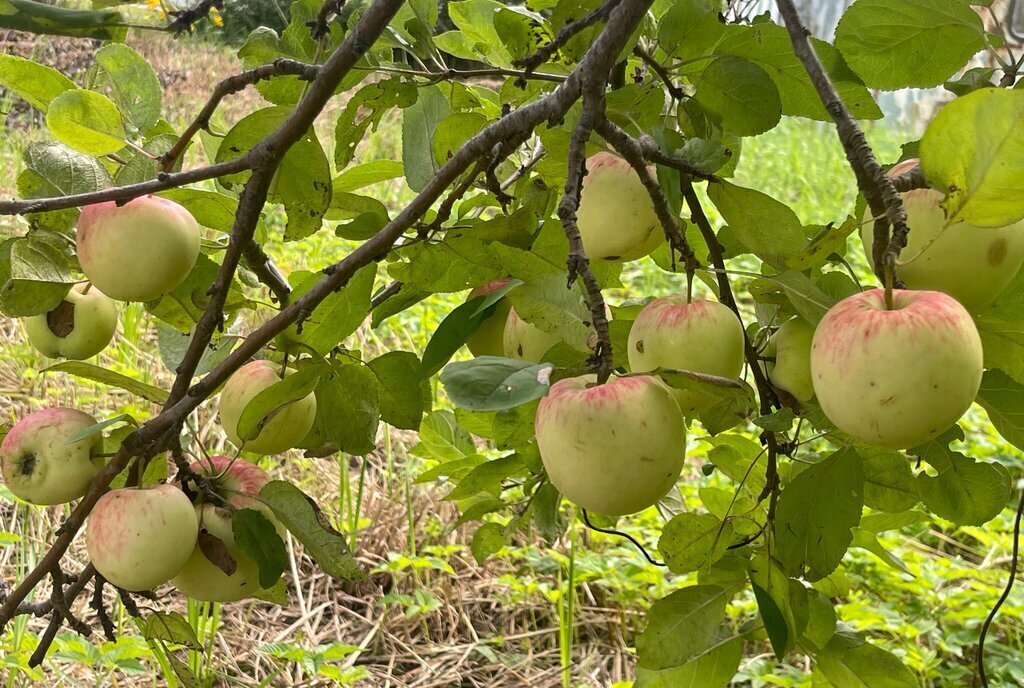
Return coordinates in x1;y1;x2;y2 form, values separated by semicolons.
737;0;1023;130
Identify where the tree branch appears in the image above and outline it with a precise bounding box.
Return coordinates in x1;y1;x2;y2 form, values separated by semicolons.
774;0;909;288
633;44;684;100
515;0;623;79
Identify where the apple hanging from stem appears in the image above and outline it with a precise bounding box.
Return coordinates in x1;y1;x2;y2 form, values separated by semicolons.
23;283;118;360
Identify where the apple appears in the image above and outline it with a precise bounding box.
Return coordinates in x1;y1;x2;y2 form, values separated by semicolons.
218;360;317;455
577;152;664;261
1;408;104;505
765;317;815;403
76;195;201;302
535;375;686;515
86;484;199;591
860;158;1024;311
503;307;562;362
627;297;744;415
173;455;283;602
465;278;513;358
23;283;118;360
811;289;983;449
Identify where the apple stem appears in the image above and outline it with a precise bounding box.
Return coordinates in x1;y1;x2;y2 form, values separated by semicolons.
81;282;93;296
686;269;694;305
883;262;895;310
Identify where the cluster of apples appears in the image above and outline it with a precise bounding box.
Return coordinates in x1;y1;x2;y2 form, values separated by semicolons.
21;195;202;360
462;153;1013;517
0;358;312;599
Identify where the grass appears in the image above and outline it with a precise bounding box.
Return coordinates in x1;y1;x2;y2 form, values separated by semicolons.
2;30;1024;688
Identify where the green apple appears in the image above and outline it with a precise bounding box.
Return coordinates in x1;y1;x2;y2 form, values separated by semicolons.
503;307;561;362
535;374;686;515
860;158;1024;311
76;195;201;302
465;278;513;358
627;297;744;415
765;317;815;403
173;455;283;602
811;288;983;449
1;408;104;505
577;152;664;261
23;283;118;360
218;360;317;455
86;484;199;591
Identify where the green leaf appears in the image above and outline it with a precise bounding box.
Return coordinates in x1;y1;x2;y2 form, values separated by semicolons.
279;265;376;356
749;554;808;658
919;88;1024;227
368;351;427;430
707;182;806;268
414;410;475;461
216;107;332;240
333;79;417;169
915;447;1010;525
445;454;523;501
155;323;239;379
259;481;364;581
815;634;918;687
439;357;553;411
333;160;405;193
146;254;252;332
859;447;918;512
0;0;124;39
764;271;838;326
658;513;733;574
505;274;595;353
93;43;163;133
977;369;1024;450
775;447;864;581
0;54;74;112
835;0;985;90
420;285;519;378
0;235;74;317
46;89;126;156
402;85;452;192
634;636;742;688
42;361;168;404
850;527;909;573
470;522;507;564
388;235;501;293
140;612;201;649
635;584;731;671
233;509;288;589
158;189;242;234
751;582;790;659
531;481;566;543
311;362;380;456
237;366;324;443
694;56;781;136
433;112;488;164
19;141;112;233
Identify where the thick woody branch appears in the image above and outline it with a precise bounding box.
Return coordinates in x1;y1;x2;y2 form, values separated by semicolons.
891;163;927;193
167;0;223;35
775;0;909;284
161;59;321;172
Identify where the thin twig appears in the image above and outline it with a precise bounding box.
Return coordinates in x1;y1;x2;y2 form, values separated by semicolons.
515;0;623;79
977;486;1024;687
581;509;665;566
633;44;685;100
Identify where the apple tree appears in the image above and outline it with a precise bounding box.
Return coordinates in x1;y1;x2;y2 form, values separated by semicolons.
1;0;1024;684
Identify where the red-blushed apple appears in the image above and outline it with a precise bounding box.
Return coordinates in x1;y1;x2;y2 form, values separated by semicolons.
765;317;815;403
172;455;283;602
577;152;664;261
860;158;1024;311
535;375;686;516
218;360;317;455
465;278;513;358
86;484;199;591
627;297;744;415
811;289;983;449
23;283;118;360
0;408;104;505
76;195;201;302
503;307;561;362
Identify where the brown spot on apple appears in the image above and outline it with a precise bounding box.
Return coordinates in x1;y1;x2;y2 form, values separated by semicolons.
988;238;1008;266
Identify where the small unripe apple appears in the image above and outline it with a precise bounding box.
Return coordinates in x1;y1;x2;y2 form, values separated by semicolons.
765;317;815;403
1;408;103;505
218;360;318;455
86;484;199;591
535;375;686;516
465;278;513;358
860;158;1024;311
577;152;664;261
811;289;983;449
76;195;201;302
23;283;117;360
503;307;562;362
627;297;744;415
173;455;283;602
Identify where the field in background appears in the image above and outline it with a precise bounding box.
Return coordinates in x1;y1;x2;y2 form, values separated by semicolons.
2;31;1024;688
